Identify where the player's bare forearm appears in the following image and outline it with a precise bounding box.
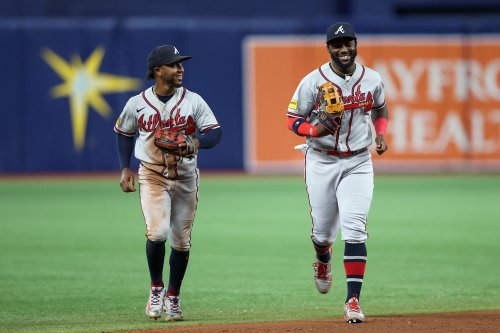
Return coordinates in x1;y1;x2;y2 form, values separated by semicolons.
120;167;136;193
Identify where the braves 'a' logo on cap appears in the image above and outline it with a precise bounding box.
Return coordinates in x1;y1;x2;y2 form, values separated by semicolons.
174;47;180;54
335;25;345;34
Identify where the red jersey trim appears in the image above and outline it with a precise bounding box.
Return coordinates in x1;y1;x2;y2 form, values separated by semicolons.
345;110;355;152
114;126;135;137
142;90;160;113
141;87;187;128
287;111;304;118
318;66;342;92
373;101;386;110
169;87;186;119
343;65;366;151
351;65;365;96
200;124;220;134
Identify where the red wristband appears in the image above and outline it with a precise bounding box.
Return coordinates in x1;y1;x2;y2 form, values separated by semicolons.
287;117;318;137
298;122;318;137
373;117;388;136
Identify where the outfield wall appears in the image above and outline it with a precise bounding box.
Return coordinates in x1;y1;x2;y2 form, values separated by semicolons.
1;16;499;173
244;35;500;174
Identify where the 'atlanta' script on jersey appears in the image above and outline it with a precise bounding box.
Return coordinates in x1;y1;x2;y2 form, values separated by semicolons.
342;85;373;111
138;109;196;134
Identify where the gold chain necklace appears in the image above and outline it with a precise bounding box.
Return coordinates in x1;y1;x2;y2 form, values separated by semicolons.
152;86;168;113
330;63;356;82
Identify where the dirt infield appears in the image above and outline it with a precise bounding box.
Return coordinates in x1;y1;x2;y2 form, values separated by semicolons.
123;311;499;333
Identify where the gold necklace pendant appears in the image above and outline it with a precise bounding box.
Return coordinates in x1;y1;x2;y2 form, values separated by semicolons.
330;63;356;81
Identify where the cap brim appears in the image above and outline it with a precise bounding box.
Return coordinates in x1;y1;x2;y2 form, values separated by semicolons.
327;36;357;43
164;55;192;65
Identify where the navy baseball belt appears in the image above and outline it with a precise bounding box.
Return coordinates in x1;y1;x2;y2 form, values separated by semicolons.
312;147;368;158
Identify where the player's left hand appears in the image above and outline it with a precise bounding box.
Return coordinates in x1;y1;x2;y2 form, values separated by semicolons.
120;168;136;192
375;135;388;155
179;136;200;157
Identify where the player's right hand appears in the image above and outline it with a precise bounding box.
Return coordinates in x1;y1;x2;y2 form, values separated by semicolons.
120;168;136;192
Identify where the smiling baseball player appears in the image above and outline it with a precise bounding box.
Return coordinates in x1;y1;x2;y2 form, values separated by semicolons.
114;45;221;321
287;22;389;323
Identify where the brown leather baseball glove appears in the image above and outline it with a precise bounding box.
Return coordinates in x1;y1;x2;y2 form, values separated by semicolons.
317;82;344;135
154;127;197;158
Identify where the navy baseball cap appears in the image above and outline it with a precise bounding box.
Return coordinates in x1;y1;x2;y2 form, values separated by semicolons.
326;22;357;43
147;45;192;70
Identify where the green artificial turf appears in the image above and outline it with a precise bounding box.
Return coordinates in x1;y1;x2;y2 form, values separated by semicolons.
0;175;499;333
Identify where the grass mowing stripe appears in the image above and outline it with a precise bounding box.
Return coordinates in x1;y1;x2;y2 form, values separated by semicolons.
0;175;499;332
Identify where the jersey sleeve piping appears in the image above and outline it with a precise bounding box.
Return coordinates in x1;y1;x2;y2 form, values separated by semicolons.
287;111;305;118
200;124;220;134
114;126;136;137
373;101;386;110
142;90;161;114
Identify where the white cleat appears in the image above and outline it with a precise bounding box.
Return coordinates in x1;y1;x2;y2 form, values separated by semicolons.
313;260;332;294
145;286;166;319
164;295;184;321
344;296;365;323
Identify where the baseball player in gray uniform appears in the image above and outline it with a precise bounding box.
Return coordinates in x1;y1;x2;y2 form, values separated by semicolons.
286;22;389;323
114;45;221;321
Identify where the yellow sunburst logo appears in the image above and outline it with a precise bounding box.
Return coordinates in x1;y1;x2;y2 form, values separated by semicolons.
42;47;142;151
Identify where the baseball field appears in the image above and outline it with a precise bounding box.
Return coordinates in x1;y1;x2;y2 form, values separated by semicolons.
0;174;499;333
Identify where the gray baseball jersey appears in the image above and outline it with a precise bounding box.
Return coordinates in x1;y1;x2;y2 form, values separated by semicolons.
287;61;385;152
114;86;219;178
288;61;386;244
